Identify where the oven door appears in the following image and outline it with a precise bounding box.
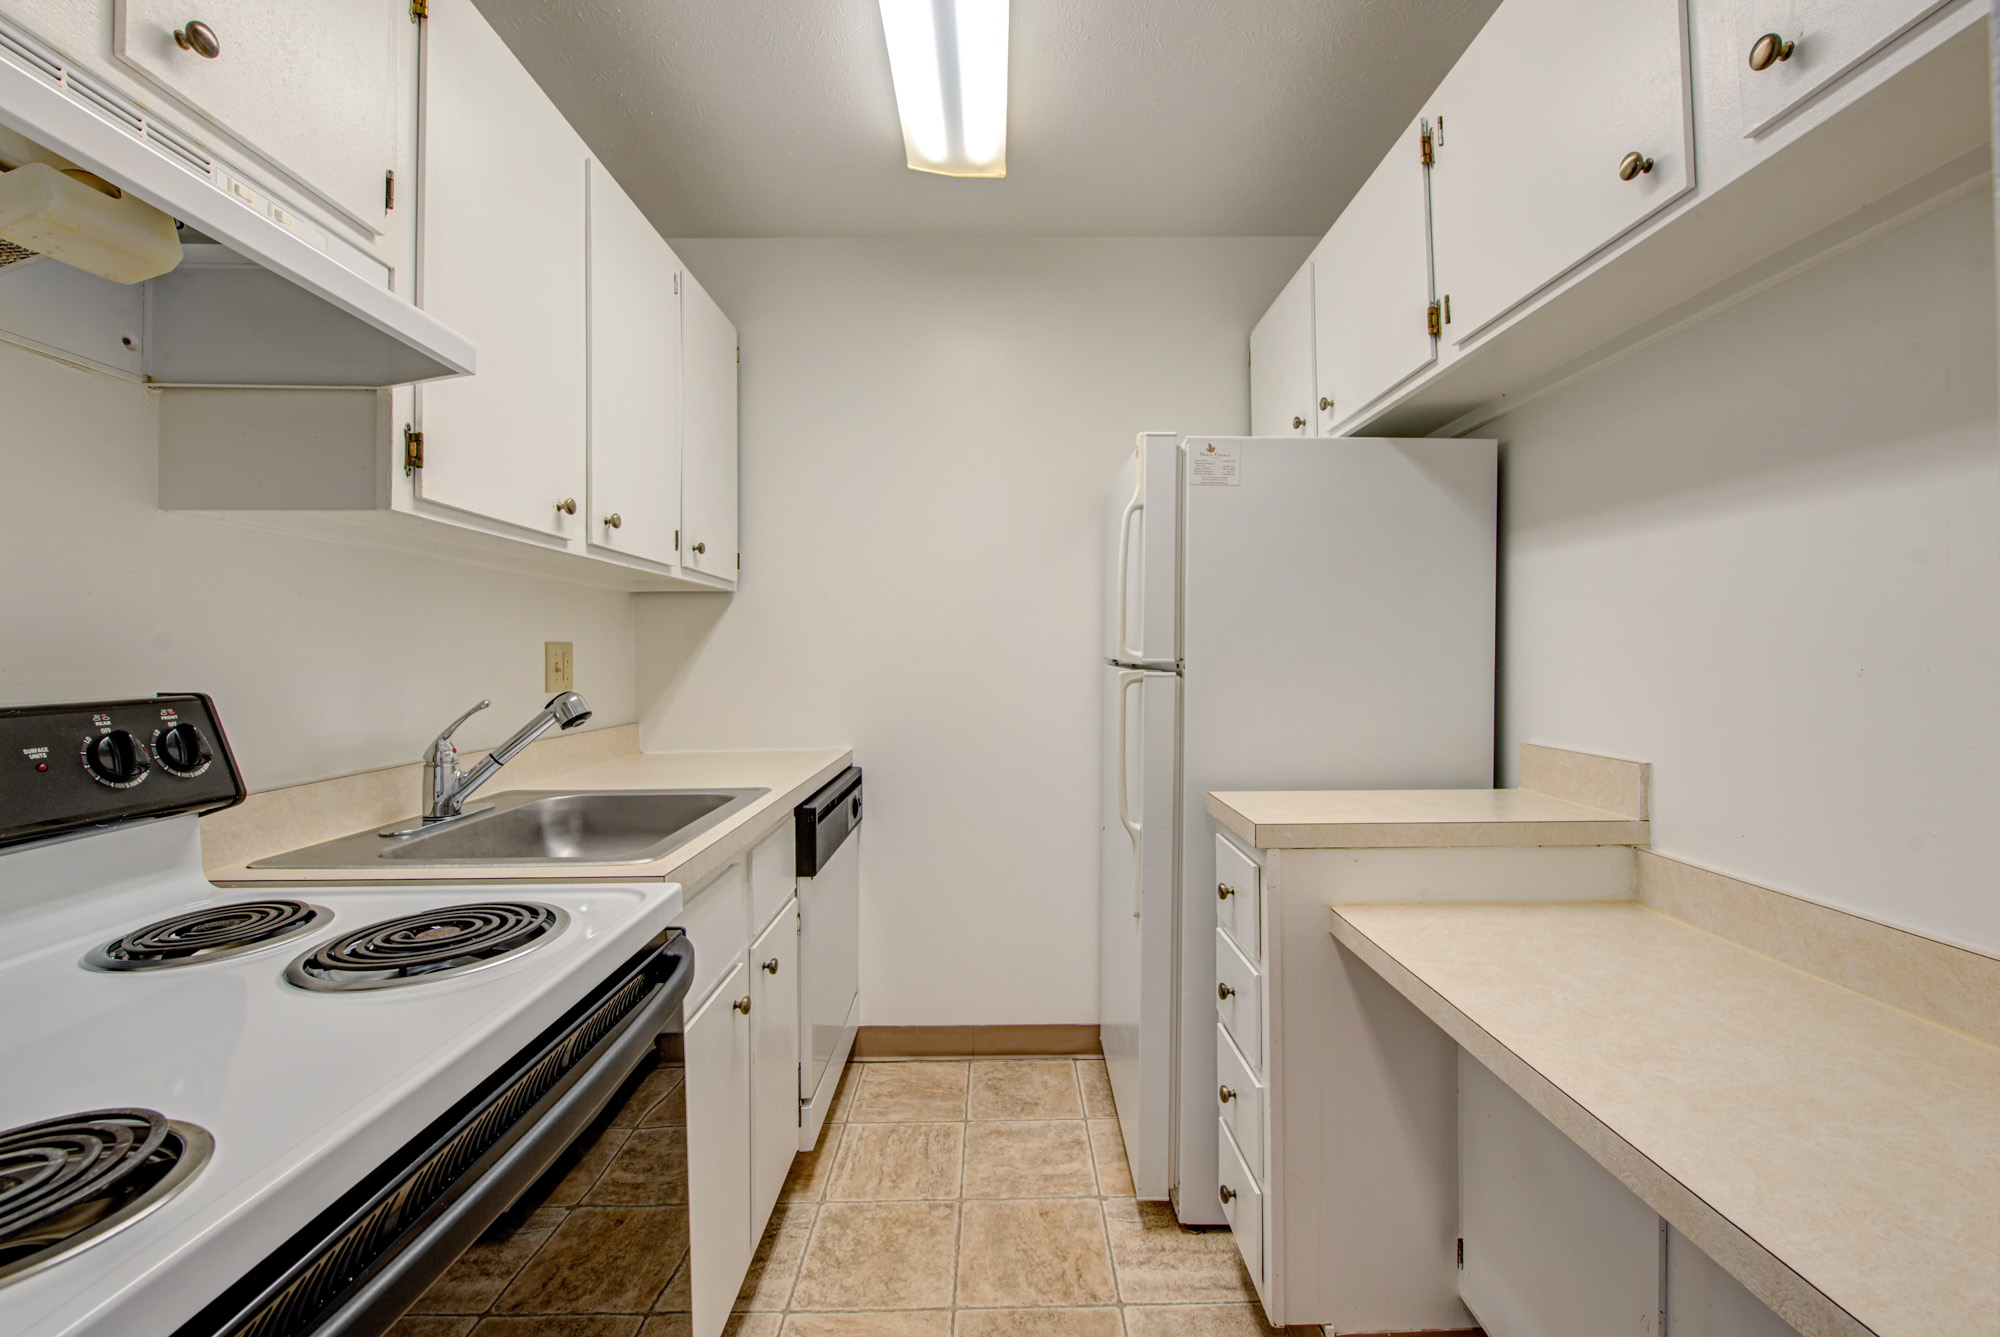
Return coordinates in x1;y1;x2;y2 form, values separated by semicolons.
176;931;693;1337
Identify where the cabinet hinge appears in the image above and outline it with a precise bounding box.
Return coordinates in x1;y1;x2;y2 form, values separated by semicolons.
736;346;741;364
1426;301;1442;338
1443;294;1451;325
674;528;680;551
403;425;424;473
409;0;428;20
673;273;680;295
736;552;741;570
1457;1237;1465;1270
1419;123;1434;168
384;169;395;211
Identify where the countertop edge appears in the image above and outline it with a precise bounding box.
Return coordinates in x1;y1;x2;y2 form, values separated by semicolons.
1327;906;1876;1337
1207;793;1649;850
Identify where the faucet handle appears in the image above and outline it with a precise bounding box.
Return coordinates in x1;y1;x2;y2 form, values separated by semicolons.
428;699;491;758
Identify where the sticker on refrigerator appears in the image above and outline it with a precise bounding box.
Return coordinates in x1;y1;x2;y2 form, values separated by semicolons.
1189;440;1241;487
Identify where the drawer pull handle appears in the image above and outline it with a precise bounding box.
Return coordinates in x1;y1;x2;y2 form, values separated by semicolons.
1618;151;1655;181
1291;416;1306;430
1217;882;1234;901
1748;31;1795;71
603;513;622;529
733;995;752;1015
1218;982;1235;1001
692;541;707;555
1219;1084;1236;1103
174;21;220;58
1319;396;1333;412
555;497;576;515
762;957;780;974
1219;1184;1237;1204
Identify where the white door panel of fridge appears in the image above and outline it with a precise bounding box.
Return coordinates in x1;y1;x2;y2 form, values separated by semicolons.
1099;663;1179;1200
1172;435;1498;1225
1104;432;1181;666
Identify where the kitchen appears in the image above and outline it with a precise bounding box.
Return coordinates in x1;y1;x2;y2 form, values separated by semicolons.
0;2;1993;1337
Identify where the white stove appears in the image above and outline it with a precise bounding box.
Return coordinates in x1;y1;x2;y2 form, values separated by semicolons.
0;696;691;1337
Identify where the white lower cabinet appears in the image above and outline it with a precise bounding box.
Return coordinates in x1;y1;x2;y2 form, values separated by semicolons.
749;898;801;1228
1458;1050;1663;1337
685;960;753;1337
1216;1118;1264;1304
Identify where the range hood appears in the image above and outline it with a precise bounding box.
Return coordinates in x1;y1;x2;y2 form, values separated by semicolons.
0;18;472;388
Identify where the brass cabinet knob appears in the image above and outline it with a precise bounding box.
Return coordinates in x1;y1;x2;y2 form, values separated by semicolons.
1618;151;1655;181
762;957;780;974
1219;1184;1237;1204
1219;1084;1236;1103
1748;32;1795;71
1218;982;1235;1001
1319;396;1334;412
174;20;220;58
692;541;707;555
1217;883;1235;901
603;513;622;529
733;995;752;1015
555;497;576;515
1291;415;1306;430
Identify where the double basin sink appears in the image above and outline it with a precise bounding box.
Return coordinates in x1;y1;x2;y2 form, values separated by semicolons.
251;788;770;869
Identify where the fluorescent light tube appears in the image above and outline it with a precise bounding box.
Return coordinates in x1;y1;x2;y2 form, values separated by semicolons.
878;0;1008;177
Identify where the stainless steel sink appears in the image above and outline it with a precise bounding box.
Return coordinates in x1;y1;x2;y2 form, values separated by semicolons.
250;788;769;869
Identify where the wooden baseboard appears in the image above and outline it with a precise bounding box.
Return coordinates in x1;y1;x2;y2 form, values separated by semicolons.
850;1024;1102;1059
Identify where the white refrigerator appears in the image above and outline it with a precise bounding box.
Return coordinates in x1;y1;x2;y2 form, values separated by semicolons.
1099;432;1497;1223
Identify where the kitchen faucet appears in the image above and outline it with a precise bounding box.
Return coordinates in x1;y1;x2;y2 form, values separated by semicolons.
382;692;594;836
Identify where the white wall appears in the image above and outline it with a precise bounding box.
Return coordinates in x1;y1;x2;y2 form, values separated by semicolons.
1494;185;2000;956
636;237;1310;1026
0;341;637;791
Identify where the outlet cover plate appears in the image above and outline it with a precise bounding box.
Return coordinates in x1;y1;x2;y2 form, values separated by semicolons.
544;641;574;693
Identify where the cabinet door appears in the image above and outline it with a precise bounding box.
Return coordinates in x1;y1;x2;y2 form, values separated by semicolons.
1428;0;1691;347
114;0;400;232
680;269;738;583
586;160;682;566
749;898;801;1231
685;962;753;1337
1730;0;1956;136
1314;118;1437;434
1248;264;1315;437
415;0;586;541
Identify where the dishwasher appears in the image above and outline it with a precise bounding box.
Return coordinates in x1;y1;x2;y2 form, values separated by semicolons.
796;766;862;1150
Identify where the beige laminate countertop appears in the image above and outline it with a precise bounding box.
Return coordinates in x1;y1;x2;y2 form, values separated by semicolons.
1207;787;1649;849
212;749;852;892
1330;900;2000;1337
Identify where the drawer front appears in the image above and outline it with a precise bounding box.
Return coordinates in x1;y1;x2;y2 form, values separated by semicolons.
1214;928;1263;1069
1215;1023;1264;1180
1214;833;1262;959
680;859;749;1006
1217;1118;1264;1295
748;818;797;935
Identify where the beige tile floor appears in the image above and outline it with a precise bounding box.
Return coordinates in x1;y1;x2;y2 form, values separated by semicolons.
392;1057;1314;1337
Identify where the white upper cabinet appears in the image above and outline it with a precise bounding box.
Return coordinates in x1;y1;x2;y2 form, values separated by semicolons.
587;160;683;568
1427;0;1693;347
415;0;586;542
1314;118;1437;435
1249;264;1316;437
1728;0;1956;136
681;269;739;585
113;0;401;234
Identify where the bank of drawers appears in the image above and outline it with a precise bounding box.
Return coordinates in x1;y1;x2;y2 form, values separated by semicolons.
1213;831;1266;1288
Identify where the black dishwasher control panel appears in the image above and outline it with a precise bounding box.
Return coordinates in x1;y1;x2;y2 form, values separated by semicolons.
796;766;862;877
0;694;245;850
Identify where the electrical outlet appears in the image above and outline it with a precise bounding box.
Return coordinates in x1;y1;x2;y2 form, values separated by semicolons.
544;642;574;693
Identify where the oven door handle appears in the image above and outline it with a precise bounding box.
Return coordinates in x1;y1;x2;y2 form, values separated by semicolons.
305;934;694;1337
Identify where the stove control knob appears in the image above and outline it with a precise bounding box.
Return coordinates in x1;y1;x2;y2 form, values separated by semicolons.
154;723;213;776
82;730;151;788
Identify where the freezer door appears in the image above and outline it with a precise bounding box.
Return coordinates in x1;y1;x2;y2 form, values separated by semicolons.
1172;434;1499;1225
1099;663;1179;1200
1103;432;1182;666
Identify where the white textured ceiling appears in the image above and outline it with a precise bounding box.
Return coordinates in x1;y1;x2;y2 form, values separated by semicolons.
471;0;1502;238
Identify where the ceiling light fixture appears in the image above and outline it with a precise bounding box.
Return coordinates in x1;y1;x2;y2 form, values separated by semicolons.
878;0;1009;178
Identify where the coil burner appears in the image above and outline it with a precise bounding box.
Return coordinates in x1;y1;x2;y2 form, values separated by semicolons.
0;1108;212;1287
285;902;568;992
85;899;330;972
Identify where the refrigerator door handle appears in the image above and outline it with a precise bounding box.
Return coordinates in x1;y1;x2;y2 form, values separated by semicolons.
1116;669;1145;919
1115;481;1145;665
